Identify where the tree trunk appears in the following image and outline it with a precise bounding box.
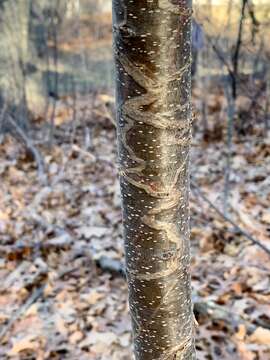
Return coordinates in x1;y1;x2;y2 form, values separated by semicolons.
112;1;195;359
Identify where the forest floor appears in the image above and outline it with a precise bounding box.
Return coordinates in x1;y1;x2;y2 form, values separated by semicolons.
0;84;269;360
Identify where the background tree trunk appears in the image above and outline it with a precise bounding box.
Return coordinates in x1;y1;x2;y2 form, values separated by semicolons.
112;1;195;359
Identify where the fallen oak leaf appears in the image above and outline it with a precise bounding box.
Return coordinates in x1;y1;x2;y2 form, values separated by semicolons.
79;331;117;348
80;290;105;305
249;327;270;345
69;331;84;344
77;226;108;239
235;324;247;341
262;212;270;225
8;335;39;355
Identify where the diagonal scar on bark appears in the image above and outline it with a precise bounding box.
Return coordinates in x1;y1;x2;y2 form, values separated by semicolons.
131;275;192;350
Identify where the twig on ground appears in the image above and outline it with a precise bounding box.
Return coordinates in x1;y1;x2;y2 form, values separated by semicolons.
193;293;270;331
96;256;125;277
0;284;45;341
95;255;270;331
191;180;270;256
95;257;270;331
7;115;47;183
0;265;78;342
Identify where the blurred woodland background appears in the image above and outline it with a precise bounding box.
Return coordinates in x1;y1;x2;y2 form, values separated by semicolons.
0;0;269;359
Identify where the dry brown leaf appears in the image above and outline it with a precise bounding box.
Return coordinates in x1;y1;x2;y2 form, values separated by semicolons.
262;212;270;225
235;324;247;341
237;341;256;360
98;94;114;104
118;333;131;348
8;335;39;355
70;331;84;344
55;316;69;337
47;233;72;246
79;331;117;348
249;327;270;345
25;303;38;317
78;226;108;239
81;290;105;305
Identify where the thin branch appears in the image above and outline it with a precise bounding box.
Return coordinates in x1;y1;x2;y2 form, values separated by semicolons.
193;292;270;331
207;35;234;80
223;79;235;216
0;284;45;341
7;115;46;183
0;102;8;139
48;5;60;148
190;180;270;256
232;0;248;98
0;265;77;342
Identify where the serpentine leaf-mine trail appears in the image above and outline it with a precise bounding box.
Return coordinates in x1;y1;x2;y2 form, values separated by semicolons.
113;1;195;358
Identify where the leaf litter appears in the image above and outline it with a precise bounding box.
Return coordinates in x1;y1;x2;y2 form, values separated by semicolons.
0;89;269;359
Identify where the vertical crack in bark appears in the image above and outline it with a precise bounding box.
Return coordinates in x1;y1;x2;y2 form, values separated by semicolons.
113;0;195;359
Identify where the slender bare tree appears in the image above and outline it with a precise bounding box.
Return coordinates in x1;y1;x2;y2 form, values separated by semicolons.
112;1;195;359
